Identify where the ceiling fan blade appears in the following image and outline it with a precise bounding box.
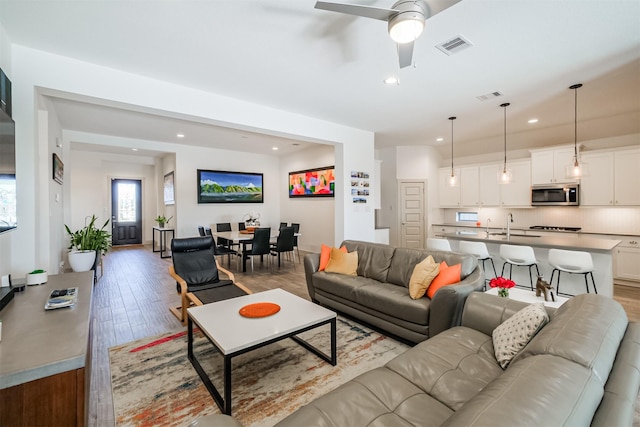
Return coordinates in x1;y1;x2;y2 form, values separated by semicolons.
423;0;462;18
398;41;414;68
314;1;397;21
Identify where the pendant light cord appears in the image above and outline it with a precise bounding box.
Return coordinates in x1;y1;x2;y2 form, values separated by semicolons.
449;116;456;174
500;103;510;171
570;84;583;160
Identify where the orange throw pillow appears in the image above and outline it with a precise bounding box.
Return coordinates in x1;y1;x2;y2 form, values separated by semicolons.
319;244;347;271
426;261;461;299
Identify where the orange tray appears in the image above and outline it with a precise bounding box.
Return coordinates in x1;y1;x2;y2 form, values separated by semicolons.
239;302;281;318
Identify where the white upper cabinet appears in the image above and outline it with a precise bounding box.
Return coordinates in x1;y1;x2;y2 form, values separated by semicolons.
614;148;640;206
479;164;500;207
580;151;614;206
460;166;479;207
531;146;576;184
438;167;461;207
500;160;532;207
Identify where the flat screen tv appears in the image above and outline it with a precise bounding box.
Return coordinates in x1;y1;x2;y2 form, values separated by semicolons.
289;166;335;198
197;169;263;204
0;108;16;233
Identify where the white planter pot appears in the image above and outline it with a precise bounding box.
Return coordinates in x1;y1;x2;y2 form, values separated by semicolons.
68;250;97;272
26;272;48;285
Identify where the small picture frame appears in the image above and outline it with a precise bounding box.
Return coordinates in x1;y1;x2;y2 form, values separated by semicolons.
53;153;63;184
164;171;175;205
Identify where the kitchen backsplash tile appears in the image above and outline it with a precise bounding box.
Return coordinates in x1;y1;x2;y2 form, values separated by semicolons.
443;207;640;236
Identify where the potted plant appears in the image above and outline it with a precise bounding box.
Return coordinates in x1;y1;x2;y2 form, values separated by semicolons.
65;215;111;272
155;215;173;228
26;269;48;285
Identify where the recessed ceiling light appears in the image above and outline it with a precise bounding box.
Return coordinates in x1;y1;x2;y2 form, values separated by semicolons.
436;137;444;142
528;118;539;124
272;147;278;151
131;148;138;151
176;133;185;138
383;76;399;85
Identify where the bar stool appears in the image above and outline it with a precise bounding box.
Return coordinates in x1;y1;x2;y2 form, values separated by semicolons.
459;241;497;289
427;238;451;252
499;244;540;291
548;249;597;296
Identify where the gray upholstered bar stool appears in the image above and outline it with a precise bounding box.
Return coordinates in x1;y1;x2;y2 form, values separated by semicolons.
459;241;497;289
427;237;452;252
548;248;597;296
499;244;540;291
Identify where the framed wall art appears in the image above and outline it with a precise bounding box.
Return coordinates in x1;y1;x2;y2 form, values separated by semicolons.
163;171;175;205
289;166;335;198
197;169;263;204
52;153;64;184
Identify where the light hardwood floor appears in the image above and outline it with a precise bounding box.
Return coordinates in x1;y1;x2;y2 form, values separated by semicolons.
88;245;640;426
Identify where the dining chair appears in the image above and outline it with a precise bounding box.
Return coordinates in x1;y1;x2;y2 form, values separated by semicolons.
291;223;301;263
244;227;272;272
279;222;288;230
271;226;295;269
238;222;246;231
216;222;238;250
168;236;251;325
197;226;206;237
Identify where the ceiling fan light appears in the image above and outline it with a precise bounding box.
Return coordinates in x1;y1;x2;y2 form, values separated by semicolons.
389;17;424;43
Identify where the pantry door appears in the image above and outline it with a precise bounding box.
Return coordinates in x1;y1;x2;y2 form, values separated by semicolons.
398;180;426;249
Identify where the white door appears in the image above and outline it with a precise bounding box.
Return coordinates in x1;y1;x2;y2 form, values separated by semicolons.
399;180;426;249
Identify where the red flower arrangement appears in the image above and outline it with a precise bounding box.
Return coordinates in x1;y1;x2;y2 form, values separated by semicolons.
489;276;516;297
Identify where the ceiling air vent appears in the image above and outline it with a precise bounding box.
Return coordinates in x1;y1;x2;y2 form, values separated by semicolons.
435;35;473;56
476;91;504;101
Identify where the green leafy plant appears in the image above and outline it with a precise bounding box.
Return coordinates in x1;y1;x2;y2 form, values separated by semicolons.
155;215;173;226
65;215;111;254
29;269;46;274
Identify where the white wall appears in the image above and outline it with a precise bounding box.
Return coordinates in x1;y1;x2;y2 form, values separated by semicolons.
280;144;335;251
158;153;176;231
5;44;374;277
0;22;12;278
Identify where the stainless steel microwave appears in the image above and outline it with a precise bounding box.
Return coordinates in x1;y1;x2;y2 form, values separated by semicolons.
531;184;579;206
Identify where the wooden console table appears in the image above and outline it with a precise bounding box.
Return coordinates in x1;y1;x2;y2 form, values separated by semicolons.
0;272;94;426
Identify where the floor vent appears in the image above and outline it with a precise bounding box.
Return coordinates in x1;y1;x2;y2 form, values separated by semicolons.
476;91;504;101
435;35;473;55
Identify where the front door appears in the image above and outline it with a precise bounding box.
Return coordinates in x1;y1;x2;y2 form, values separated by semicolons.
399;180;426;249
111;178;142;246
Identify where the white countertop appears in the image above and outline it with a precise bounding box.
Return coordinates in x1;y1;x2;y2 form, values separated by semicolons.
442;231;620;252
432;223;639;238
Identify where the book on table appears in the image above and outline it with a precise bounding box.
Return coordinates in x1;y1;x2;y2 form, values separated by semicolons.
45;287;78;310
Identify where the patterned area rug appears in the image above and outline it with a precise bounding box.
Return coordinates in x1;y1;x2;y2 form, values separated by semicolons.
109;317;410;427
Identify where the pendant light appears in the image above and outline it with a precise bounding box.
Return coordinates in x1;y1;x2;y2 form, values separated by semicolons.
566;83;587;178
498;103;512;184
448;116;458;187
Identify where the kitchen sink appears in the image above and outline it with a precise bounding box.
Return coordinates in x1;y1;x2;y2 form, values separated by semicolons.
488;232;541;238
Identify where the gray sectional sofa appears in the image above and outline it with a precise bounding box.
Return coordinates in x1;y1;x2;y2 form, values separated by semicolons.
304;240;485;343
207;292;640;427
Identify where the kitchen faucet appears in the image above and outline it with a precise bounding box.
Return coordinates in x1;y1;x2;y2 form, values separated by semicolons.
485;218;491;236
507;212;514;240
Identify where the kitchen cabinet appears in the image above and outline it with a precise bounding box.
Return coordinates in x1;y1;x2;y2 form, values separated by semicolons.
580;151;614;206
580;147;640;206
479;164;500;207
531;146;576;185
615;238;640;283
438;167;461;207
500;160;531;207
460;166;479;207
613;148;640;206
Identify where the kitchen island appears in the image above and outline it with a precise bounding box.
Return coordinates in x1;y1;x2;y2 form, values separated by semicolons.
442;231;621;297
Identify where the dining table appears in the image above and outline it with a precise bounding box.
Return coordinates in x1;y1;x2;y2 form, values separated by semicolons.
213;229;300;272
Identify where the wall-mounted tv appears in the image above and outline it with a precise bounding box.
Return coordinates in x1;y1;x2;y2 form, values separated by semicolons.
0;108;16;234
289;166;335;198
197;169;263;204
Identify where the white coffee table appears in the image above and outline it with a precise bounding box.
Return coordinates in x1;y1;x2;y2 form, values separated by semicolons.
485;287;569;308
187;288;337;415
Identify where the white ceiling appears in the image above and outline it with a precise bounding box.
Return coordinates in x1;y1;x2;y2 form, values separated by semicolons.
1;0;639;158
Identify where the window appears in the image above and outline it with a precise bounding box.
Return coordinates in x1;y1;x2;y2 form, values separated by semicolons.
456;211;478;222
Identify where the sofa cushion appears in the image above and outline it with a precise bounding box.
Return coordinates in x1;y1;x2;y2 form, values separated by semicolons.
387;248;477;288
441;354;605;427
325;247;358;275
408;255;440;299
426;262;461;299
319;244;346;271
356;282;430;325
492;303;549;369
510;294;628;384
385;326;503;411
342;240;395;283
274;367;453;427
312;272;374;302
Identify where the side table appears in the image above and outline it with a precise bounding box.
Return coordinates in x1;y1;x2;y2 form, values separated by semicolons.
152;226;174;258
485;287;568;309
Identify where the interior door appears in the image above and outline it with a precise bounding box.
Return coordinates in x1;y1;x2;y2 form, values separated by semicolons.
399;180;426;249
111;178;142;246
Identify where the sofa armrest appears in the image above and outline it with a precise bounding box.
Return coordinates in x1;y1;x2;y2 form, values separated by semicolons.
303;253;321;302
428;266;485;337
461;292;535;335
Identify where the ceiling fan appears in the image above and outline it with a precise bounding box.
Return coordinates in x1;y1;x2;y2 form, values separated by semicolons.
314;0;461;68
